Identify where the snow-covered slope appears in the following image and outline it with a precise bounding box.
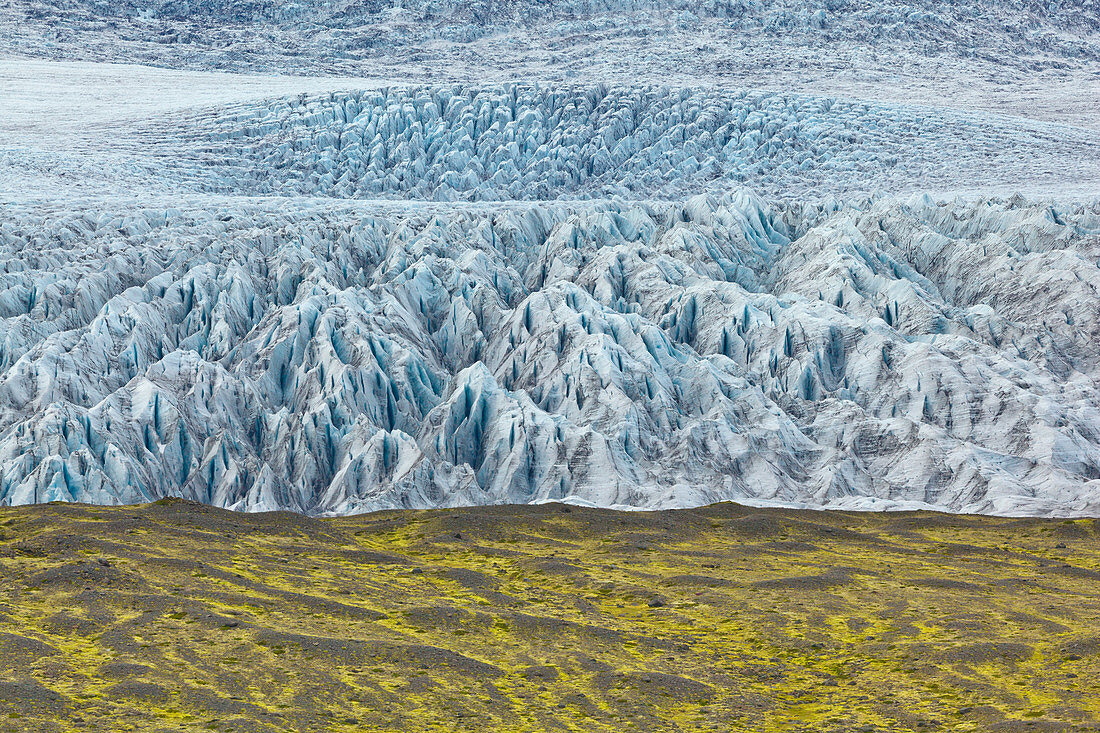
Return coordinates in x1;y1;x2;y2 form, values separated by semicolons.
3;192;1099;515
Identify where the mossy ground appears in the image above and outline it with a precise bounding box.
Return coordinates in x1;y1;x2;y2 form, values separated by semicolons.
0;500;1098;732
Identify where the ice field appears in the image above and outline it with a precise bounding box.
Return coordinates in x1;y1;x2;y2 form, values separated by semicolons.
2;0;1099;515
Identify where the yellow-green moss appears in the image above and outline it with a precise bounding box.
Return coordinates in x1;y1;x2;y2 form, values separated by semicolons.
0;501;1097;732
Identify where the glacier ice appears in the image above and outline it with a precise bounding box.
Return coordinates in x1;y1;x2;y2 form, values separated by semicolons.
2;2;1099;518
5;0;1098;93
146;86;1100;201
7;81;1097;203
2;192;1099;516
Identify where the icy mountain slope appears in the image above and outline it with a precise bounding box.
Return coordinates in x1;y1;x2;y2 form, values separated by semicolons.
2;192;1099;515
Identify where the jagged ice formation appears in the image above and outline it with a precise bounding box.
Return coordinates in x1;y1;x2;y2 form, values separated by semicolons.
2;0;1099;518
2;192;1100;516
152;86;1100;201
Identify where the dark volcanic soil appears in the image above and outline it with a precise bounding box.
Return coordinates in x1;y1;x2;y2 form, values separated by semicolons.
0;500;1098;731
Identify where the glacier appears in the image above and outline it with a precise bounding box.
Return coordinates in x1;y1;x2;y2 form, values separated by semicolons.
2;191;1100;515
5;83;1099;201
2;1;1099;517
5;0;1098;132
150;86;1100;201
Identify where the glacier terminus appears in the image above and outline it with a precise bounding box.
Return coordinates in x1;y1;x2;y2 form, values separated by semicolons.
1;0;1099;518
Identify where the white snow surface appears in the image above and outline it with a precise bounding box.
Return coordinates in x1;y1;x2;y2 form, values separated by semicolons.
1;2;1099;516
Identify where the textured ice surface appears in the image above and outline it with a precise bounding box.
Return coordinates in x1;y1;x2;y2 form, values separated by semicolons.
2;2;1099;516
4;81;1098;201
5;0;1099;134
151;86;1100;200
5;0;1098;81
2;193;1099;515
